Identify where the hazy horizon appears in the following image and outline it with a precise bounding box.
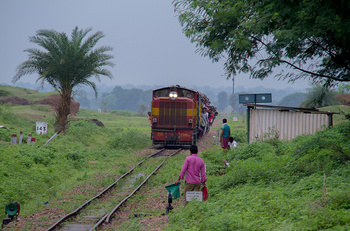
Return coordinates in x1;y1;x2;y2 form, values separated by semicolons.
1;0;310;90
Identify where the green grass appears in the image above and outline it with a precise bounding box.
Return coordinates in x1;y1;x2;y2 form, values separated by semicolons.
0;85;38;98
166;120;350;231
77;108;151;136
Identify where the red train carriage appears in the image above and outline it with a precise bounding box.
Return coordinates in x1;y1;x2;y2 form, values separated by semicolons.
150;85;209;147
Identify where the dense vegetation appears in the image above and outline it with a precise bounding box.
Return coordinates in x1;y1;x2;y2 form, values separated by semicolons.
168;120;350;230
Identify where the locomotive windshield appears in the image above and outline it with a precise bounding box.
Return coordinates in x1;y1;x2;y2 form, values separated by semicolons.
155;89;169;97
182;90;194;98
154;87;195;99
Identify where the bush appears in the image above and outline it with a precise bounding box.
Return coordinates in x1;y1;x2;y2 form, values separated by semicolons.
227;141;275;161
230;129;247;143
0;128;12;142
329;189;350;209
292;124;350;165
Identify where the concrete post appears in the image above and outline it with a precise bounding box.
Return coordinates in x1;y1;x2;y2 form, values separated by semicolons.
27;134;32;144
19;131;23;144
45;130;61;145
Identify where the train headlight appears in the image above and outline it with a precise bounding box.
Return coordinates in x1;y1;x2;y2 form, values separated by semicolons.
169;91;178;100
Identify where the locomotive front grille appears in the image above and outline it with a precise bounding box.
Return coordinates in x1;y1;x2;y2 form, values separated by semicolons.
159;102;187;126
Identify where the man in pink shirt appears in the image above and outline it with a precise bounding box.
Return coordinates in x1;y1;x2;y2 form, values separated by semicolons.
175;145;207;192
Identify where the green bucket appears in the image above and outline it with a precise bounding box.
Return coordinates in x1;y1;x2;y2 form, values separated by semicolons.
5;202;19;216
165;183;181;199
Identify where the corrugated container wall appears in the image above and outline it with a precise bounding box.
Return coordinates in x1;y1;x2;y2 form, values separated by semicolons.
249;109;329;143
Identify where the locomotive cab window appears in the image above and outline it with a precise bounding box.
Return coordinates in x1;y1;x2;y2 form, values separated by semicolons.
182;90;193;98
155;89;169;97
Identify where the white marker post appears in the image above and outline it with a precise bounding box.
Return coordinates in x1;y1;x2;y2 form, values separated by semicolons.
45;130;61;145
216;130;220;146
11;134;17;144
27;134;32;144
19;131;23;144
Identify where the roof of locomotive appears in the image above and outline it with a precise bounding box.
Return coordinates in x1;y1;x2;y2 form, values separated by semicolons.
152;85;211;105
152;85;198;93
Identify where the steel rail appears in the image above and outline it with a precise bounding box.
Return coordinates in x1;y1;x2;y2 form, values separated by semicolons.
90;148;182;230
45;148;165;231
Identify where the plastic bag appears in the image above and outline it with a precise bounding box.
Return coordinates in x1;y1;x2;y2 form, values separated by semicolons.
165;183;181;199
202;186;208;201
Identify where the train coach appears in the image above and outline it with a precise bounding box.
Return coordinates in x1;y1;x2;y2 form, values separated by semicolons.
150;85;213;147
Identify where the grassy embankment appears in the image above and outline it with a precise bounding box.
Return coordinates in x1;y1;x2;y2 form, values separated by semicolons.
0;86;153;226
167;108;350;231
1;85;350;230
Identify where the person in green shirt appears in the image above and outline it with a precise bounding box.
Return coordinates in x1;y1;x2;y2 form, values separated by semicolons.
220;118;231;151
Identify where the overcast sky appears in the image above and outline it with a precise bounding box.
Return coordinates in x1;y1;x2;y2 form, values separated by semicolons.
0;0;309;90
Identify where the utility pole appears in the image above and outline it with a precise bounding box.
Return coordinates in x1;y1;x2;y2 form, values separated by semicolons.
232;75;235;118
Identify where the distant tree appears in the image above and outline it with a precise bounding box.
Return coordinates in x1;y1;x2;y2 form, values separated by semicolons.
100;100;108;113
278;93;306;107
173;0;350;85
74;90;90;109
217;91;228;111
229;92;245;113
13;27;114;131
103;94;117;112
299;83;340;108
138;89;152;108
138;104;148;116
100;87;152;112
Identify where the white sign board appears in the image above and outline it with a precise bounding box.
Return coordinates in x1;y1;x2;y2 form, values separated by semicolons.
36;121;48;135
216;130;220;146
186;191;203;202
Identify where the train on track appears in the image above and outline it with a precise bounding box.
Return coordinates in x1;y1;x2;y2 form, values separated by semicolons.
150;85;216;147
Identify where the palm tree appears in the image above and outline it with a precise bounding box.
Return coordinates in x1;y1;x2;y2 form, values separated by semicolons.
299;82;339;108
13;27;114;131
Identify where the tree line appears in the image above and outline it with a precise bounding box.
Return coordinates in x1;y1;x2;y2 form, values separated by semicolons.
100;86;152;113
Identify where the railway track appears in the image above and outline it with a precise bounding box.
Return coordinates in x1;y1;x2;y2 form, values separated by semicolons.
45;148;182;231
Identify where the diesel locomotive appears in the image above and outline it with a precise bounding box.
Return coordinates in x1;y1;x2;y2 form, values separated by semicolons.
150;85;213;147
